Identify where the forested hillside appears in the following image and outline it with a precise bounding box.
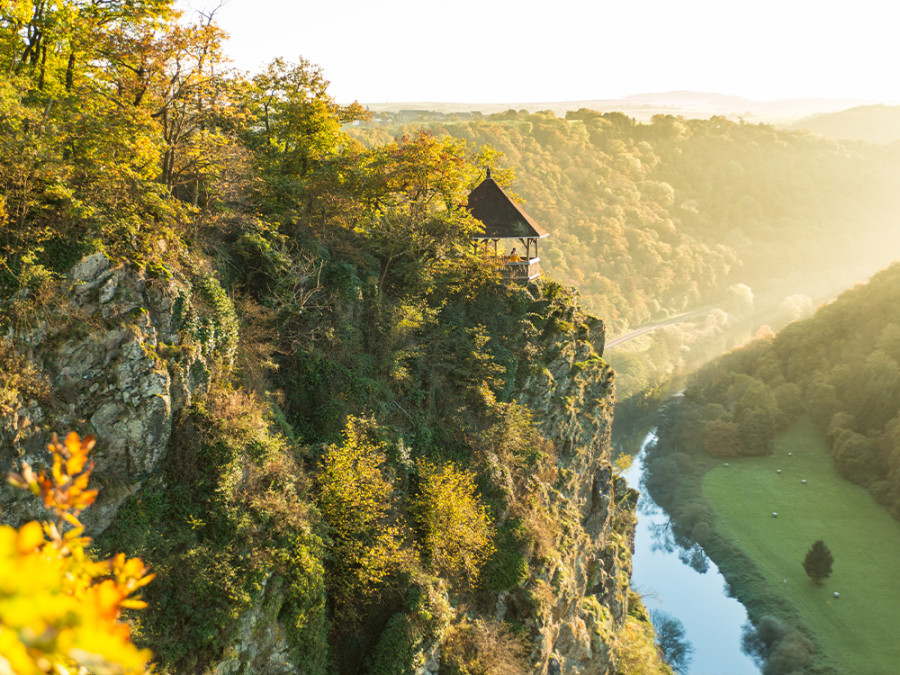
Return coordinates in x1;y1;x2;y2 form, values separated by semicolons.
352;111;900;400
0;3;668;674
658;262;900;517
791;104;900;143
635;261;900;675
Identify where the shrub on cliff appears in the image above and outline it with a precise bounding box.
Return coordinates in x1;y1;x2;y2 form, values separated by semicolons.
441;617;528;675
411;459;494;587
317;416;415;612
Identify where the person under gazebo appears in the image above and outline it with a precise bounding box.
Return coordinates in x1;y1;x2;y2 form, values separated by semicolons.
508;247;523;262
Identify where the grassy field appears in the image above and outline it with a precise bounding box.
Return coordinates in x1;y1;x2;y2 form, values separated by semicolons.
703;419;900;674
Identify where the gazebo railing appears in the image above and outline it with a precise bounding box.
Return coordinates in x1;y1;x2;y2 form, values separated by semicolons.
501;258;541;282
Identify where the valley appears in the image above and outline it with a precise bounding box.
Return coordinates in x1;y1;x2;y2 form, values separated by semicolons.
3;3;900;672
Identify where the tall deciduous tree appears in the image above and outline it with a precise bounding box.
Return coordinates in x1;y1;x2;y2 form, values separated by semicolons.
316;416;413;612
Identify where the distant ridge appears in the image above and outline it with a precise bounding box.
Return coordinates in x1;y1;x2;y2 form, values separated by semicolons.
790;104;900;143
361;91;877;125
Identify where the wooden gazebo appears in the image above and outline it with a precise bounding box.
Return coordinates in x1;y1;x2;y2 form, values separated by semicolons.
466;169;549;282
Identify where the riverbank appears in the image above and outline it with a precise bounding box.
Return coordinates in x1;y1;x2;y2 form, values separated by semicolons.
704;419;900;674
624;433;759;675
643;415;839;674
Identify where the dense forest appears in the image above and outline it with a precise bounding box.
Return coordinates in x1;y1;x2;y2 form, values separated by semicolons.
352;110;900;333
351;111;900;406
0;3;669;674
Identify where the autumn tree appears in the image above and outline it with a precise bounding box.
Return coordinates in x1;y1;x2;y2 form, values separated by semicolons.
246;57;364;176
802;539;834;585
0;0;252;274
412;459;494;586
0;0;196;272
241;56;367;220
316;417;412;611
354;132;487;291
3;432;154;673
136;10;239;202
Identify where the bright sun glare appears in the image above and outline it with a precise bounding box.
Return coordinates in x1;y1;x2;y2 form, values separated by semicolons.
183;0;900;104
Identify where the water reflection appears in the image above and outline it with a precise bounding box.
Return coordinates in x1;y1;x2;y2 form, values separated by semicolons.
625;432;760;675
678;545;710;574
651;610;694;674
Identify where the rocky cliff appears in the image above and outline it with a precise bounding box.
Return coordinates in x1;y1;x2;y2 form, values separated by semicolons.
516;297;639;673
0;256;657;674
0;253;218;532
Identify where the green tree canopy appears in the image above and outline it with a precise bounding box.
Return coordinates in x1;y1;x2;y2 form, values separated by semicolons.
802;539;834;585
412;459;494;586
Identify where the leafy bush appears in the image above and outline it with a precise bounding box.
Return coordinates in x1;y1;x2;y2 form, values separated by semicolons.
412;459;494;586
317;416;414;612
368;612;424;675
480;520;530;593
741;615;787;668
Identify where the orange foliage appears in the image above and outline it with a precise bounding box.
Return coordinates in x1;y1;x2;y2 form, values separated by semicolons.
2;432;154;674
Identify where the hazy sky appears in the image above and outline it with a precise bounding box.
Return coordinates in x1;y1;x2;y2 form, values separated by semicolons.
187;0;900;105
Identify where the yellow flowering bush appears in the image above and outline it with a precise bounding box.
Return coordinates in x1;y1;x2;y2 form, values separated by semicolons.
1;432;154;674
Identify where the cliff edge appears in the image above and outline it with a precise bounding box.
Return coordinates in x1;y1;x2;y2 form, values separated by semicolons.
1;251;662;674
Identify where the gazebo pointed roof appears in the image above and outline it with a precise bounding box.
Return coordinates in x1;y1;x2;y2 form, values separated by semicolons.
466;171;549;240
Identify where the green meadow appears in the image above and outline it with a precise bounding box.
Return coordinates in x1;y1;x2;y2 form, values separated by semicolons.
703;420;900;675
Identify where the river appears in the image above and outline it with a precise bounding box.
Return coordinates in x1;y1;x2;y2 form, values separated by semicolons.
622;432;760;675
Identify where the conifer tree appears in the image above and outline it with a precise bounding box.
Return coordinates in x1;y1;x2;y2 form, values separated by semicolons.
802;539;834;585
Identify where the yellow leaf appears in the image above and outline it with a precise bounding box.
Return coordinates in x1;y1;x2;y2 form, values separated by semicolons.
16;521;44;554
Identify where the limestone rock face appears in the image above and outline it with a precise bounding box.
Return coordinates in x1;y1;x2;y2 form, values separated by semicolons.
212;575;298;675
0;253;212;534
519;313;637;674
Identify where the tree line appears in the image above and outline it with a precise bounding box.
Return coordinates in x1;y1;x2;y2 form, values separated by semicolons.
662;263;900;516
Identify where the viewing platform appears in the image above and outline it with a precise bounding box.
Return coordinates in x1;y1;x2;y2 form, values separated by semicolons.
501;257;542;282
467;169;549;283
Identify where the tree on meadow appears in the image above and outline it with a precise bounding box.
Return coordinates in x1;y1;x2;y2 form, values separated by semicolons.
802;539;834;585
